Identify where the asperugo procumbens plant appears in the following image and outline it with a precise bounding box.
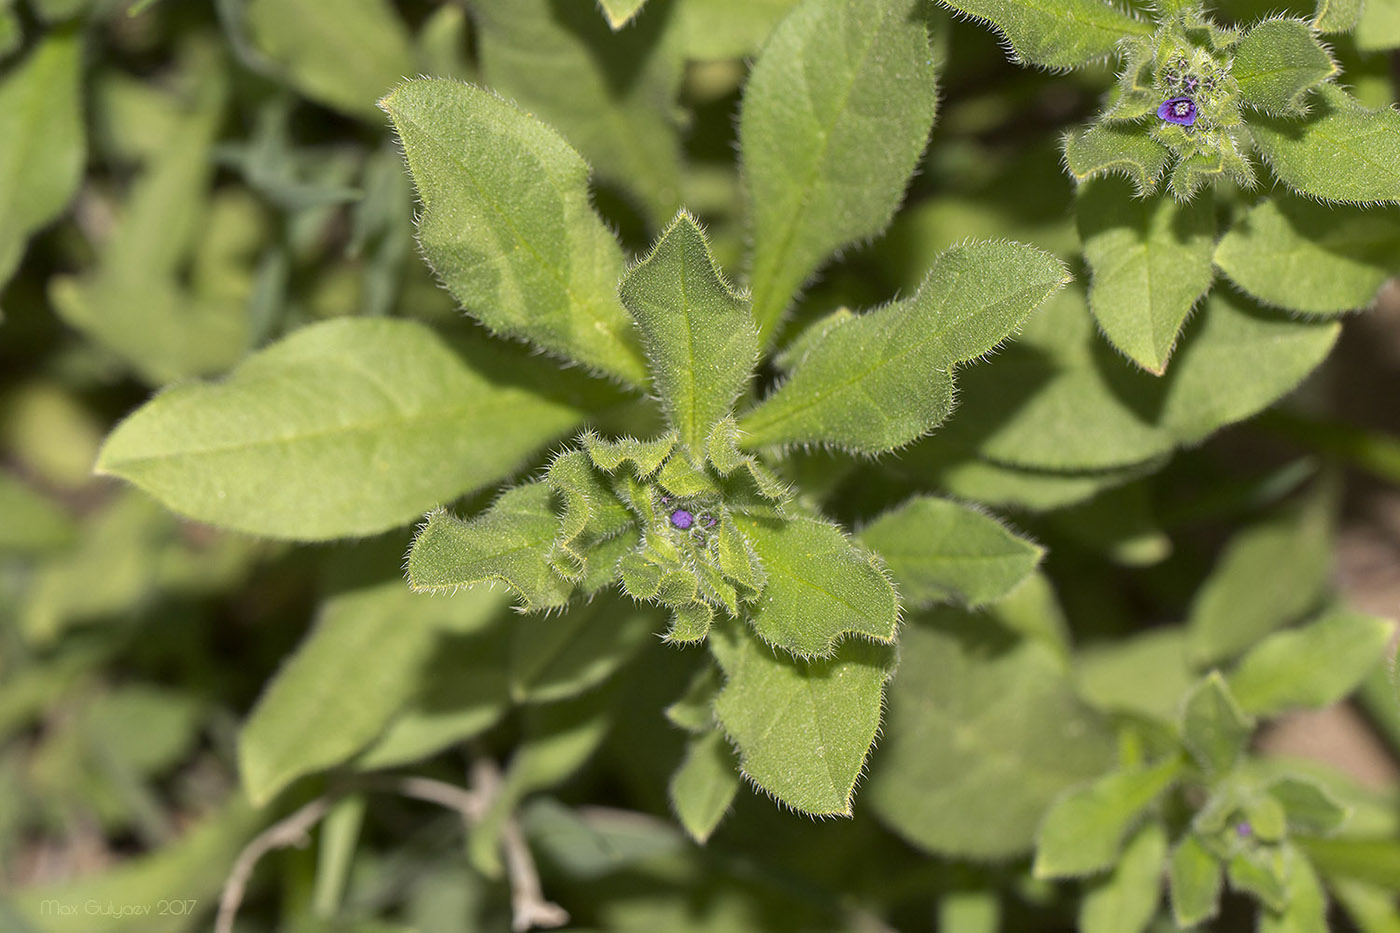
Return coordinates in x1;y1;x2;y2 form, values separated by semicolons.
55;0;1396;927
383;49;1069;819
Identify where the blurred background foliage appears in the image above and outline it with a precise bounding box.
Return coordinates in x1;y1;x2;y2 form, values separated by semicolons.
1;0;1399;931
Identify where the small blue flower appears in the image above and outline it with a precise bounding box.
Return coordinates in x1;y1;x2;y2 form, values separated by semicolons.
669;508;694;530
1235;821;1252;839
1158;96;1197;126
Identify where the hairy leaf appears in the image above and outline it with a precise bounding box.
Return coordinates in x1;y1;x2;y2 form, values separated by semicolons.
1215;196;1400;314
620;213;758;451
244;0;413;119
1227;609;1393;716
1157;290;1341;444
937;0;1151;69
97;319;587;540
867;607;1116;859
1185;486;1333;665
0;26;83;291
239;572;505;805
859;496;1042;608
474;0;683;220
742;0;938;341
1258;851;1327;933
1233;19;1336;115
1313;0;1363;33
1170;833;1223;927
381;78;648;384
1034;758;1182;879
1251;84;1400;204
1268;777;1349;837
937;286;1338;472
1077;627;1194;721
1064;123;1172;196
1079;821;1168;933
1077;178;1215;374
408;484;572;610
732;511;899;657
710;620;891;816
740;241;1067;451
1179;673;1253;776
668;727;742;843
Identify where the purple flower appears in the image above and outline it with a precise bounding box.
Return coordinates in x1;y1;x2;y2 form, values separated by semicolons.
669;508;694;530
1235;821;1252;839
1158;96;1197;126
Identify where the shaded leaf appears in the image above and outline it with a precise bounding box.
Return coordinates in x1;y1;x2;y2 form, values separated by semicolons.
1313;0;1363;33
742;0;938;340
710;619;891;816
0;474;74;553
244;0;413;119
470;691;616;878
508;596;658;703
51;61;247;385
239;573;504;805
1033;757;1182;879
1215;196;1400;314
620;213;758;451
1357;0;1400;50
474;0;684;220
1186;486;1333;665
676;0;799;59
1227;609;1393;716
1252;84;1400;204
1077;178;1215;374
1080;821;1168;933
1077;628;1193;721
381;78;648;385
0;26;83;291
1170;832;1223;928
1180;673;1253;776
668;728;741;843
867;606;1116;859
1268;777;1350;837
859;496;1042;608
1258;849;1327;933
98;319;587;540
937;0;1151;69
936;286;1339;472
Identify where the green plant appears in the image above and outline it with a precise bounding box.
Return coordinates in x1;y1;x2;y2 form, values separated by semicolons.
2;0;1400;930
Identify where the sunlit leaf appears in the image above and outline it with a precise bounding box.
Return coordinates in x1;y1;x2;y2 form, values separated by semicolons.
98;320;590;540
710;620;891;816
382;78;648;385
742;0;938;341
620;213;758;451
